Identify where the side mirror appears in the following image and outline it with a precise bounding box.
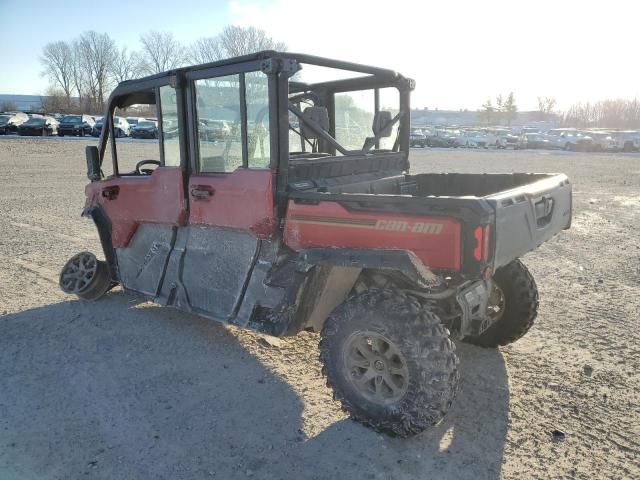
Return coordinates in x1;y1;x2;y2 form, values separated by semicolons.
86;146;101;181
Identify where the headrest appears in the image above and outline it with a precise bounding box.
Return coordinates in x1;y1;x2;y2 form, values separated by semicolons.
373;111;393;137
300;106;329;139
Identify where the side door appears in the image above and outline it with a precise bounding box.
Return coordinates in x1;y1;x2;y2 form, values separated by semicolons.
176;66;276;320
85;81;187;299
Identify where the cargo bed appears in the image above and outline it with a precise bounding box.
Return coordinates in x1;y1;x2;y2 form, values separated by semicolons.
287;172;572;273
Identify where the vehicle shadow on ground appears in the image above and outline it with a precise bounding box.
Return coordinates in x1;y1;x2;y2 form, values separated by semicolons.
0;292;508;480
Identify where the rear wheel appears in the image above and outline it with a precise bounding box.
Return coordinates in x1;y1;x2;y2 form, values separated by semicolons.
320;289;459;436
465;260;538;347
59;251;111;301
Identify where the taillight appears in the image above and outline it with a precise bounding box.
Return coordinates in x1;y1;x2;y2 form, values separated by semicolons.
473;226;483;261
473;224;492;262
483;224;491;261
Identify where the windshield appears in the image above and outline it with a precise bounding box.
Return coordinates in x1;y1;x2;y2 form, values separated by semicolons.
24;118;45;125
0;115;11;123
62;115;81;123
138;121;155;128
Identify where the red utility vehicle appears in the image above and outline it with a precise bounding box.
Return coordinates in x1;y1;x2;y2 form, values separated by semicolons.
60;52;572;436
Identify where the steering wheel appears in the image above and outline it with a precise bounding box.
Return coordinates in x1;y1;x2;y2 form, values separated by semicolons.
135;160;161;175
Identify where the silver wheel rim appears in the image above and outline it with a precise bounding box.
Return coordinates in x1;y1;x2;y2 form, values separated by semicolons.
487;282;506;322
343;332;409;405
60;252;98;294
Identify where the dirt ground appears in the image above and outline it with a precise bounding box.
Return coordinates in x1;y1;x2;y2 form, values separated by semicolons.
0;137;638;480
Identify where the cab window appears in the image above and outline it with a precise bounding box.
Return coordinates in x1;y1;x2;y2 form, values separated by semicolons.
194;71;271;173
111;105;159;175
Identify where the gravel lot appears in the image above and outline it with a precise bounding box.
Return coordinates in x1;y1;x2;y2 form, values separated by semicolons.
0;137;638;479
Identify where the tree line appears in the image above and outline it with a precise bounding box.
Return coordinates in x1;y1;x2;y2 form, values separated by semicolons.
478;93;519;125
561;99;640;129
40;26;286;114
477;93;640;129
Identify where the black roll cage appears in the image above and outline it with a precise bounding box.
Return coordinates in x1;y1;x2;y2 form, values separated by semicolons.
97;51;414;205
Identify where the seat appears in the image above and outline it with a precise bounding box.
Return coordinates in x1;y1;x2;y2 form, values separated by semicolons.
300;106;330;139
363;110;393;151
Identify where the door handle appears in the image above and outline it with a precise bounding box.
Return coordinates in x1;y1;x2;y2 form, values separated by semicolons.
191;186;214;199
101;186;119;200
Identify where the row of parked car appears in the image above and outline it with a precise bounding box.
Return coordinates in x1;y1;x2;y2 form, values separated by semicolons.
410;126;640;152
0;111;160;139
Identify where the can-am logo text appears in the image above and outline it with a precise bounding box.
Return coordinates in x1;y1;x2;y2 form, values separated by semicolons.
375;220;443;234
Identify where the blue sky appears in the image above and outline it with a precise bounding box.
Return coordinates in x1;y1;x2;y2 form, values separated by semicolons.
1;0;639;110
0;0;236;93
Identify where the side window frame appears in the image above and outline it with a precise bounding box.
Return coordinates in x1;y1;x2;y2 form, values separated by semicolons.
102;77;182;178
185;60;272;175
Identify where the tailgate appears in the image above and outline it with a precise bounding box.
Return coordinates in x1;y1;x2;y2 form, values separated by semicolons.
486;174;572;269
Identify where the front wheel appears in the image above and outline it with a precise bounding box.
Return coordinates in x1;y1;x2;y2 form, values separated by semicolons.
465;260;538;348
59;251;111;301
320;289;459;437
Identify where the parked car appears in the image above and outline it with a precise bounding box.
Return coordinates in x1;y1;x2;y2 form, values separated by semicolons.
455;130;488;148
126;117;144;129
92;116;130;137
545;129;574;150
0;112;28;134
515;133;552;150
426;130;456;147
483;128;518;149
610;131;640;152
198;119;231;141
17;116;58;136
57;114;95;137
575;131;595;151
410;127;427;147
130;120;159;139
588;131;618;152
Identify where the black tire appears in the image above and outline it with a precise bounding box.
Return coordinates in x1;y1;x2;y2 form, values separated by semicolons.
58;132;64;137
466;260;538;348
319;289;459;437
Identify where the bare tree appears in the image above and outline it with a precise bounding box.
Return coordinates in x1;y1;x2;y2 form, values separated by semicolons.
40;41;74;104
503;92;518;125
110;47;141;83
78;31;117;109
41;87;74;114
563;98;640;129
478;99;494;124
139;31;186;74
190;25;286;64
190;37;225;64
70;40;86;108
219;25;286;57
536;96;557;121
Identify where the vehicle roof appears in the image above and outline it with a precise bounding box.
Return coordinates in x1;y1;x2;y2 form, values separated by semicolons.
116;51;405;91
